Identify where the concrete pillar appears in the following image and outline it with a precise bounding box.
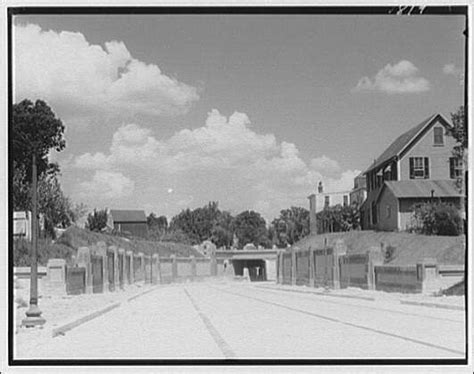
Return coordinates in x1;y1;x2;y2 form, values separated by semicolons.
190;255;196;279
332;239;347;290
291;247;297;286
210;251;217;277
309;247;315;288
138;252;145;282
277;251;284;284
96;242;108;293
308;193;317;235
151;254;160;284
45;258;67;295
127;250;134;284
133;253;140;283
118;248;125;289
145;255;152;284
171;255;177;280
367;246;384;290
110;246;119;290
76;247;93;294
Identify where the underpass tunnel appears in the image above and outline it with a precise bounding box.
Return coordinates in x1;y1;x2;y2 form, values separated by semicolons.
231;259;266;281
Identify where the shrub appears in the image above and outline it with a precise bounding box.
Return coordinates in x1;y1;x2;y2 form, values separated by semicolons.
86;208;108;232
410;202;462;236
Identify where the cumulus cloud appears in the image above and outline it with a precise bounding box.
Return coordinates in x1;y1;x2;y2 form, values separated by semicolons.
77;170;135;200
354;60;430;94
72;110;359;220
14;23;199;124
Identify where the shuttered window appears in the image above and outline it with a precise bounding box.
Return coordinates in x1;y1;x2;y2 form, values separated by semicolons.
450;157;462;179
409;157;429;179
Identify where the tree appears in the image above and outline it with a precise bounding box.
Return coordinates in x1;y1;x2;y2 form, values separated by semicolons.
410;202;462;236
86;209;108;232
37;174;75;238
147;213;168;240
271;207;309;248
12;99;65;183
316;203;360;234
447;106;467;233
168;202;234;246
233;210;269;249
211;211;234;248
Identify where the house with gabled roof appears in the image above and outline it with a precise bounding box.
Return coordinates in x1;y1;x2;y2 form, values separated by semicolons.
361;113;463;231
107;209;148;238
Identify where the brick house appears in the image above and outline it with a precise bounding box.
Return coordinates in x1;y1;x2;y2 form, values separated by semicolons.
107;209;148;238
361;113;463;231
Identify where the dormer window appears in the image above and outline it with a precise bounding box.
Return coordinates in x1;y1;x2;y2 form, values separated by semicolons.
434;127;444;146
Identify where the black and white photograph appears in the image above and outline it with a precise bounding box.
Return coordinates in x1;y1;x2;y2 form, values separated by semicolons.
4;3;471;369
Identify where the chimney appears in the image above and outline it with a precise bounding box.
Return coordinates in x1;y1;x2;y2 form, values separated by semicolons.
318;181;323;193
308;193;317;235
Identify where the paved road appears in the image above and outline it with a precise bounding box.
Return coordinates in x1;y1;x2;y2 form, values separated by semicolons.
16;281;465;360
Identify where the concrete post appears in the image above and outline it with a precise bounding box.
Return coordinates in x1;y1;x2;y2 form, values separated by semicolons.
278;251;284;284
127;250;134;284
96;242;108;293
145;255;152;284
111;246;119;290
138;252;144;282
171;255;177;280
332;239;347;290
45;258;67;295
367;246;384;291
118;248;125;289
151;254;159;284
190;255;196;280
309;247;315;288
76;247;93;294
291;247;297;286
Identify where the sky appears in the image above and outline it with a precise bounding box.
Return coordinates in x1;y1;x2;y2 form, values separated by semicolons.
12;13;465;222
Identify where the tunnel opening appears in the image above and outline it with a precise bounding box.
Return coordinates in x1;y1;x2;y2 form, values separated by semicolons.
231;259;266;281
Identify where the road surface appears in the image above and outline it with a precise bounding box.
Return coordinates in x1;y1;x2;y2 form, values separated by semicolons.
15;281;466;360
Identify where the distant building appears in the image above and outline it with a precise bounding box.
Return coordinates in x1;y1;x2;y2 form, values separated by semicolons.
107;209;148;238
361;113;463;231
350;173;367;206
307;182;352;235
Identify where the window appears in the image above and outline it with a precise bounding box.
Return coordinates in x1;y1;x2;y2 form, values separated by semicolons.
450;157;463;179
343;195;348;207
409;157;429;179
324;196;330;208
433;127;444;146
386;205;391;219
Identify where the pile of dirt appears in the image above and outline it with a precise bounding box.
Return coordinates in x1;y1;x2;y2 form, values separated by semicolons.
293;230;465;265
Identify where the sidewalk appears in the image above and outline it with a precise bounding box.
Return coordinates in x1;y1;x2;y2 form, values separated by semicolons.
254;282;465;310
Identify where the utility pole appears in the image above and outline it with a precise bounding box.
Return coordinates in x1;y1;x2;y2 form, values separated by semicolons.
22;151;46;328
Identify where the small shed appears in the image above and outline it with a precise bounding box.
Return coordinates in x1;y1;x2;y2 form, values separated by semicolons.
108;210;148;238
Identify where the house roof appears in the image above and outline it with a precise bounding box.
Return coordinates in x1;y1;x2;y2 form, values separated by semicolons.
365;114;449;174
382;180;462;199
109;210;147;223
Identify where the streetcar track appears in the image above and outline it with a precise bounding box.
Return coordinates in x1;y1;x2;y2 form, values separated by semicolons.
247;284;464;324
207;285;464;356
183;287;236;359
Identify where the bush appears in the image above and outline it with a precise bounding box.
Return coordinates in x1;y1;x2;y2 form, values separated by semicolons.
410;202;462;236
86;208;108;232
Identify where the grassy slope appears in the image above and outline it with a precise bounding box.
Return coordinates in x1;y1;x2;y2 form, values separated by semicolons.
56;226;203;257
16;226;203;266
293;230;465;265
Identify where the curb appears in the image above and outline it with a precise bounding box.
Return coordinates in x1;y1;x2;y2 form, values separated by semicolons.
400;300;464;311
52;285;160;338
255;284;376;302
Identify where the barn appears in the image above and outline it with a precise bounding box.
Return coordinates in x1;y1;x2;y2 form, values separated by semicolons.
108;210;148;238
